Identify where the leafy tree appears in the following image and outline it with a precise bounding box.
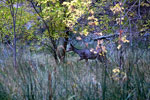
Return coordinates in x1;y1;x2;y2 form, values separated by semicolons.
0;0;150;64
26;0;94;63
0;0;38;67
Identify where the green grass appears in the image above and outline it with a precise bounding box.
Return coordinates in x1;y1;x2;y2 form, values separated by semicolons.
0;47;150;100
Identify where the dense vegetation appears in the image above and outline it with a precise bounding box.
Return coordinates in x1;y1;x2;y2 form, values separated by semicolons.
0;0;150;100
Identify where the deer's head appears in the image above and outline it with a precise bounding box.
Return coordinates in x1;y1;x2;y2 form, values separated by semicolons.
66;43;74;52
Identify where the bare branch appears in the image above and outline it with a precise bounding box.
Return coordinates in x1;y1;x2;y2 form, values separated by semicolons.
94;33;119;41
125;0;138;17
147;0;150;3
138;0;141;19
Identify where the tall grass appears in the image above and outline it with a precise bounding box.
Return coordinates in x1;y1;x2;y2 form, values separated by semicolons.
0;46;150;100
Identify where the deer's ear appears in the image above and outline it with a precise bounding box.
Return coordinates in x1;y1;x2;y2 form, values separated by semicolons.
70;43;73;47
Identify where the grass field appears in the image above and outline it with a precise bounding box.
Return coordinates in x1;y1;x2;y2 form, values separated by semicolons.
0;45;150;100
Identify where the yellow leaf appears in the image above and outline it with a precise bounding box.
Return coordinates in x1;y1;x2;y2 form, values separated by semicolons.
94;51;97;54
76;36;82;40
90;48;94;52
117;44;121;49
102;46;107;53
121;36;130;43
113;68;120;73
51;0;56;3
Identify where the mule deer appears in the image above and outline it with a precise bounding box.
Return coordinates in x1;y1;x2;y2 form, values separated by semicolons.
67;44;106;62
56;45;66;63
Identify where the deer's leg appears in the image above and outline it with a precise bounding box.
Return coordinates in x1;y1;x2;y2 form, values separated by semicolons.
77;58;83;62
85;59;88;62
85;59;89;65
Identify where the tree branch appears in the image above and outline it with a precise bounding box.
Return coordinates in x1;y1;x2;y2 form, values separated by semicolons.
94;33;119;41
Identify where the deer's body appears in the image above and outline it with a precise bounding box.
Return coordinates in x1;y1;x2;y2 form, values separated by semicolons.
73;48;97;60
67;44;106;62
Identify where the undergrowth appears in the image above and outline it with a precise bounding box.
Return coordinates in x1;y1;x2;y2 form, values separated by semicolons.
0;47;150;100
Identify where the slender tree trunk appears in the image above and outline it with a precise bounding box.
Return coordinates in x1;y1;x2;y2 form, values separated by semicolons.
129;19;133;47
9;0;19;68
13;15;17;68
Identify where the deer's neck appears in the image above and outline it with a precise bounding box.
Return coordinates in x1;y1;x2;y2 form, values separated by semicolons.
73;48;81;54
